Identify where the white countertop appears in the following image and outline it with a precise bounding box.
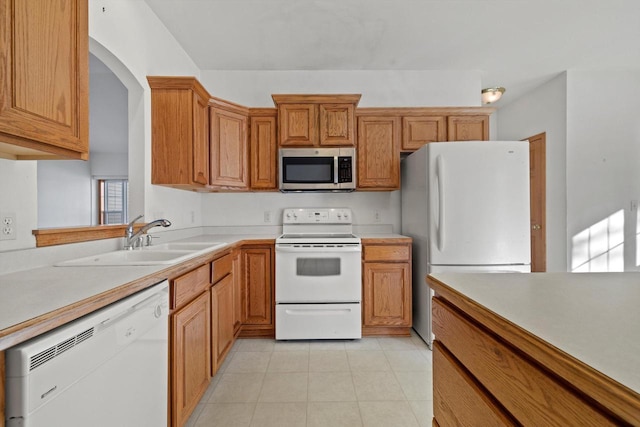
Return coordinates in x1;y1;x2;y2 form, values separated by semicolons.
0;231;408;349
429;272;640;395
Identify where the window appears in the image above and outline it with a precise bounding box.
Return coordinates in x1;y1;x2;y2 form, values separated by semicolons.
98;179;128;225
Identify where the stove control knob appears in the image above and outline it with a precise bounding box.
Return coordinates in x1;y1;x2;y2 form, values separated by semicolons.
344;212;349;219
286;213;291;219
337;213;342;219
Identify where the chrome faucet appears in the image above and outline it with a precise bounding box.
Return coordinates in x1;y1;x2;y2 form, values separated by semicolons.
124;215;172;250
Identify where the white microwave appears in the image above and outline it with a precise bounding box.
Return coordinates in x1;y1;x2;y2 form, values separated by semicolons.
279;147;356;192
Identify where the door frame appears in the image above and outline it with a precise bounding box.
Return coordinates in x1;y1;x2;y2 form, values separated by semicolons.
524;133;547;272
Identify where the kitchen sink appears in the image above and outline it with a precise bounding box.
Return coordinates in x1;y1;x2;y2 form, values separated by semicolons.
145;241;226;251
55;241;228;267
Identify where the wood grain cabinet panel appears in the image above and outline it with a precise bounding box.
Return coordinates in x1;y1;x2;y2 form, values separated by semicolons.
319;103;355;146
432;297;617;426
357;116;401;190
232;249;243;332
211;274;234;374
278;103;316;146
0;0;88;160
402;116;446;151
447;115;489;141
249;111;278;190
433;341;516;426
363;262;411;327
210;107;248;188
148;77;211;190
171;290;211;427
241;246;274;331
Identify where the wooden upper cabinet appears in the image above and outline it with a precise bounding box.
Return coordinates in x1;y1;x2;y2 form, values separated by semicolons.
272;94;360;147
402;116;446;151
357;116;401;190
249;109;278;190
0;0;89;160
447;115;489;141
148;77;211;190
210;98;249;189
319;103;355;146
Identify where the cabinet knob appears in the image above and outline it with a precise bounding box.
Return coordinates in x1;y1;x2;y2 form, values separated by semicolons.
532;224;541;230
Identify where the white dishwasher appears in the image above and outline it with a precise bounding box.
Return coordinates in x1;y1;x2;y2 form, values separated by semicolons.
5;280;169;427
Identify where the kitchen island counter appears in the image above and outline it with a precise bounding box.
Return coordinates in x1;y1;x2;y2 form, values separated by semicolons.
428;272;640;425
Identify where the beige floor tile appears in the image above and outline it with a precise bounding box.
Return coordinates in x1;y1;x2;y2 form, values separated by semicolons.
195;403;255;427
352;371;405;401
210;373;265;403
308;372;357;402
185;402;206;427
347;350;391;371
274;341;310;352
385;350;432;372
394;371;433;400
258;372;308;402
308;339;347;350
236;338;276;352
307;402;363;427
309;350;350;372
377;337;418;350
267;351;309;372
216;351;234;374
408;400;434;427
419;348;433;363
226;351;272;373
250;402;307;427
344;337;382;351
410;335;430;349
359;401;420;427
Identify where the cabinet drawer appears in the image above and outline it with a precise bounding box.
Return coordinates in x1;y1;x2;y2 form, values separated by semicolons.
432;298;616;426
433;341;515;426
212;253;232;284
363;244;410;262
171;264;211;309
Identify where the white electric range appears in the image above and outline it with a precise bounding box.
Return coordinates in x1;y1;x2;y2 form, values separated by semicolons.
275;208;362;340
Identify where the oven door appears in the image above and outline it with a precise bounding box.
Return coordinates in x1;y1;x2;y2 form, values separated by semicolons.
275;244;362;303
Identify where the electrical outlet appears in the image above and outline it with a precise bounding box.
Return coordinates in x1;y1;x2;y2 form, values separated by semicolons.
264;211;272;223
373;210;381;223
0;212;16;240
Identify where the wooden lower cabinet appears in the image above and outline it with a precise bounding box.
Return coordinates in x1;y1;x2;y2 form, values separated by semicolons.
362;240;412;336
211;274;235;374
239;245;274;337
232;249;243;332
171;290;211;427
431;296;623;426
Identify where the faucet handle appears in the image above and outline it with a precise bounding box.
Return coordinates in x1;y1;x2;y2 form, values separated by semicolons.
129;214;144;224
145;234;159;246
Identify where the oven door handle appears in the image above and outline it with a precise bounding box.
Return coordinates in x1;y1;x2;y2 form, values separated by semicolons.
275;244;362;253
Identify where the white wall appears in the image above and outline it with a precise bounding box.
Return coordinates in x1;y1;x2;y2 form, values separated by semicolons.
201;70;481;107
496;73;568;272
566;69;640;272
202;191;401;231
0;159;37;251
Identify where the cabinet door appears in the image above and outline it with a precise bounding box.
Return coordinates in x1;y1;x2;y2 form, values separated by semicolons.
192;92;210;185
278;104;316;146
210;107;248;188
171;291;211;427
357;116;401;189
242;247;273;325
212;274;235;374
447;115;489;141
0;0;88;159
402;116;446;151
319;103;355;146
250;114;278;189
363;262;411;327
232;249;243;331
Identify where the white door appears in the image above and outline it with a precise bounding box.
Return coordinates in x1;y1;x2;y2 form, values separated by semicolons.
428;141;531;266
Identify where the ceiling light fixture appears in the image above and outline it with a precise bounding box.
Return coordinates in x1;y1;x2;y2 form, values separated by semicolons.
481;87;506;104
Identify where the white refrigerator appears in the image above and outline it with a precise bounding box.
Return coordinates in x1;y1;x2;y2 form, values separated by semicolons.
401;141;531;347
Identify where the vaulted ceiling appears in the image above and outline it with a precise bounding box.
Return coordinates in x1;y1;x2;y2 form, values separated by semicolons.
144;0;640;105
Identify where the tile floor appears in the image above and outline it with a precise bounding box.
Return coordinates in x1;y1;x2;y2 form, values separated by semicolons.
186;331;434;427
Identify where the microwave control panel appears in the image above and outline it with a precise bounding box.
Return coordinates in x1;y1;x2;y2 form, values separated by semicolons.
338;157;353;183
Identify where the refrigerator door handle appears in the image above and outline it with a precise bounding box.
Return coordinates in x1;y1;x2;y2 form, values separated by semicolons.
436;155;445;251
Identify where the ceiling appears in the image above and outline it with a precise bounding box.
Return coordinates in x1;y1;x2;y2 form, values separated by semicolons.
143;0;640;106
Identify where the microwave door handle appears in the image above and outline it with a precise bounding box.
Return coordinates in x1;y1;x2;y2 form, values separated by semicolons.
334;156;339;184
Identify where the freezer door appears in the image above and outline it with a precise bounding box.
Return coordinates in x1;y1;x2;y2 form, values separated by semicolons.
427;141;531;265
